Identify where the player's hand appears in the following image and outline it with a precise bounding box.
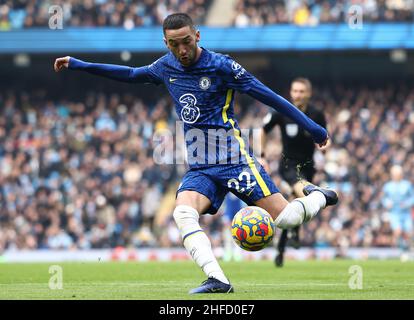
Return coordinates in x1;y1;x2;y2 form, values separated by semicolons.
257;157;270;172
54;56;70;72
317;134;330;149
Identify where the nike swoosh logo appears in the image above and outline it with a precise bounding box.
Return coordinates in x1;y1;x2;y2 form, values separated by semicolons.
169;77;178;83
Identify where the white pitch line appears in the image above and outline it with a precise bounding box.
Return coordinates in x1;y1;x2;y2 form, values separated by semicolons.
2;282;414;287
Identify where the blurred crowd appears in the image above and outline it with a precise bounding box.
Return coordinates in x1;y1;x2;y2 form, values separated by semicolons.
233;0;414;26
0;81;413;252
0;90;182;251
0;0;412;30
0;0;211;29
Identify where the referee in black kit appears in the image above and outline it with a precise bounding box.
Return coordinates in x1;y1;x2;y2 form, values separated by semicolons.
259;78;328;267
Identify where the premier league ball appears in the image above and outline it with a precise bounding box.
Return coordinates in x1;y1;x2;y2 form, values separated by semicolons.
231;206;275;251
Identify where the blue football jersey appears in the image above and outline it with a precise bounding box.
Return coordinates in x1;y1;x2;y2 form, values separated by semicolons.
145;48;257;169
68;48;327;172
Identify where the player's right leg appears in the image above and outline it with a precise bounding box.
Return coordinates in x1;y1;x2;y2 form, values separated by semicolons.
220;159;337;230
275;229;288;267
174;171;233;294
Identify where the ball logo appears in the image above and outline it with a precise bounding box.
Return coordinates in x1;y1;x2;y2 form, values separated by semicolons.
179;93;200;124
231;61;242;71
199;77;211;90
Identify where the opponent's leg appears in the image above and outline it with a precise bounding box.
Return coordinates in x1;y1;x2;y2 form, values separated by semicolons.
275;229;288;267
290;226;300;248
290;180;311;248
174;191;233;294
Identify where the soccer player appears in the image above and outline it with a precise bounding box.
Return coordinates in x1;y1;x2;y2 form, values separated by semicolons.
382;165;414;251
259;78;327;267
54;13;338;294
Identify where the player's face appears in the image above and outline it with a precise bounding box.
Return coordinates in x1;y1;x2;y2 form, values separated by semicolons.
164;26;200;67
290;82;311;109
391;166;403;181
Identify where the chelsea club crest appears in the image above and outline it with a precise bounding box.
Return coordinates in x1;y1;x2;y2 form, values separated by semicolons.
199;77;211;90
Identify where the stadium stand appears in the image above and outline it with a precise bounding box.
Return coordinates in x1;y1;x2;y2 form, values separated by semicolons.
0;0;213;29
232;0;414;26
0;0;412;31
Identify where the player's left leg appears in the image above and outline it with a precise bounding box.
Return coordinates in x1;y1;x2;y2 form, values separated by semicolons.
271;163;323;231
255;184;337;229
274;179;309;267
274;159;315;266
242;161;337;229
223;160;337;230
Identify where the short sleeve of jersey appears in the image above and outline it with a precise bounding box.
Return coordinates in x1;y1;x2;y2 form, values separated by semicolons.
218;55;256;93
146;57;164;85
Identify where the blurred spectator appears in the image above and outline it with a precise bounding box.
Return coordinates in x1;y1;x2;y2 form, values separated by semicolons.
381;165;414;250
1;0;212;29
232;0;414;26
0;90;179;251
1;0;413;29
293;2;311;26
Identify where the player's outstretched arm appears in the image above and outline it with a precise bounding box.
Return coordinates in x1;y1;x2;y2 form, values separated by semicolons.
218;55;327;147
247;81;329;147
53;56;159;84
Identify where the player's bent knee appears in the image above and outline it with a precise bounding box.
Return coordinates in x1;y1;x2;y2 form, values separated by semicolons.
176;190;212;214
269;203;288;221
173;205;199;223
173;205;201;234
256;193;289;212
255;193;289;220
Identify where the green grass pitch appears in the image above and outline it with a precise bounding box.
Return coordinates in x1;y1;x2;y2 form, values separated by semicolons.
0;260;413;299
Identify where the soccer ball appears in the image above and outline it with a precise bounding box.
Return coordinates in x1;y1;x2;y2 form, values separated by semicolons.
231;206;275;251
